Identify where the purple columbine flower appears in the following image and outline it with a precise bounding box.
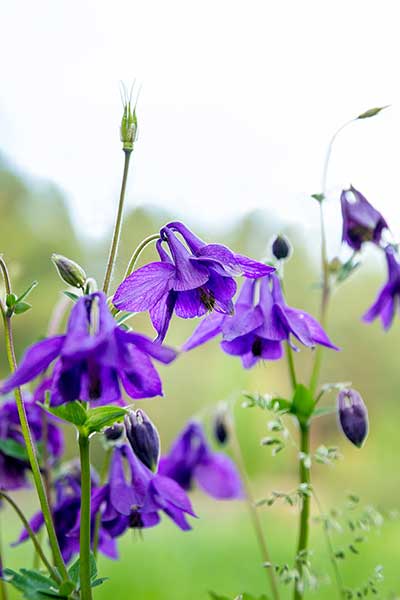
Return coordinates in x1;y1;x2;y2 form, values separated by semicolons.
159;421;243;500
0;292;176;405
0;397;63;491
341;186;388;251
113;222;274;342
15;469;117;562
363;246;400;330
337;389;369;448
91;444;196;536
183;275;338;368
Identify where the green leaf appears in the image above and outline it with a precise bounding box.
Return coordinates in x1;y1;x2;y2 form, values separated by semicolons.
14;301;32;315
43;401;87;427
311;193;325;203
209;593;232;600
0;438;29;461
242;595;270;600
67;552;99;590
291;384;315;423
91;578;109;588
16;281;39;304
2;568;64;599
85;406;127;434
63;291;80;303
312;405;337;419
242;392;290;412
357;106;389;119
6;293;18;308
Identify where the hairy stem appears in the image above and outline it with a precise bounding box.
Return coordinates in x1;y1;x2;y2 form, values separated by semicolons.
79;433;93;600
0;261;69;581
294;422;311;600
92;447;112;557
0;492;59;582
230;422;280;600
102;150;132;295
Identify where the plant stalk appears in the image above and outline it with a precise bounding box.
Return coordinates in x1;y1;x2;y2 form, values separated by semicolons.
102;150;132;295
78;432;93;600
92;447;112;557
294;422;311;600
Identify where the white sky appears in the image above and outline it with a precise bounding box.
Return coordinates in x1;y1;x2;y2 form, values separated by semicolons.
1;0;400;254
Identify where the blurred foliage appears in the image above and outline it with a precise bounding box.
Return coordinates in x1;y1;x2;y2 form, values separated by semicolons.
1;156;400;598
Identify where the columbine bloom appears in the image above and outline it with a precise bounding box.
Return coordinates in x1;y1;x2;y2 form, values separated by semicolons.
183;275;338;368
0;397;63;490
341;186;388;251
337;389;369;448
113;222;274;342
0;292;176;405
159;421;242;499
15;469;116;562
91;444;195;536
363;246;400;330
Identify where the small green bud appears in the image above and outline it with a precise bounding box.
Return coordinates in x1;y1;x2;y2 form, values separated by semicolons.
51;254;87;289
120;83;139;151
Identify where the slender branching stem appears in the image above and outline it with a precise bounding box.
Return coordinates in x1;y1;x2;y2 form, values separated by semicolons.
286;343;297;391
0;520;8;600
0;492;59;583
294;422;311;600
78;432;93;600
93;447;112;557
0;259;69;581
229;421;280;600
124;233;160;279
102;150;132;295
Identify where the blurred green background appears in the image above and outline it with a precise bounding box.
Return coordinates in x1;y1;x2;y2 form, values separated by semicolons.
1;153;400;599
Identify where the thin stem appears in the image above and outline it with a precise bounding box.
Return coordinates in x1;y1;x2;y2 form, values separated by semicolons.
286;343;297;391
124;233;160;279
294;422;311;600
102;150;132;295
92;447;112;557
0;518;8;600
0;261;69;581
0;492;59;583
79;433;93;600
230;422;280;600
312;491;345;600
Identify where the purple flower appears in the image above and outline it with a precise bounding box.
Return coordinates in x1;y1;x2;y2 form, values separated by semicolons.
341;186;388;251
0;292;177;405
183;275;338;368
113;222;274;342
92;444;196;535
363;246;400;330
337;389;369;448
159;421;243;500
0;397;63;491
15;469;117;562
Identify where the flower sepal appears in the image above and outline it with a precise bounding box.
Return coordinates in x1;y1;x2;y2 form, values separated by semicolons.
289;384;315;425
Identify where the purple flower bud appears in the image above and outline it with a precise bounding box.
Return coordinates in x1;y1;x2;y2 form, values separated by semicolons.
271;234;291;261
124;410;160;472
337;389;369;448
340;187;388;251
104;423;125;442
51;254;87;289
213;411;229;445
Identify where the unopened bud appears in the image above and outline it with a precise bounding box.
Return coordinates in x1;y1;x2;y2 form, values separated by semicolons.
213;411;229;445
337;389;369;448
51;254;87;289
104;423;125;442
120;101;138;151
271;235;291;261
124;409;160;471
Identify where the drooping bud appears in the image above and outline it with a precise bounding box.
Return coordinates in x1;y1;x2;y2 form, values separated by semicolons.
337;389;369;448
104;423;125;443
271;234;292;261
51;254;87;289
124;409;160;471
213;409;230;445
340;187;388;251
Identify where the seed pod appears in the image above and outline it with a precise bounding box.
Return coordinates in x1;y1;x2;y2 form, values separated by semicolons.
337;389;369;448
271;235;291;261
124;409;160;471
51;254;87;289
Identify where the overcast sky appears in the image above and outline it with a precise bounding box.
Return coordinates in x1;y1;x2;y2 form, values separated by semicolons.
1;0;400;258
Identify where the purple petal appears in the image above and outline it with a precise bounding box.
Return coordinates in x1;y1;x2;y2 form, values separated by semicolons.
109;449;138;516
161;227;210;291
182;313;225;351
221;334;254;356
113;262;175;312
221;305;264;341
285;307;339;350
117;329;177;364
162;505;193;530
120;348;163;399
195;453;243;499
149;291;177;342
235;279;257;306
151;475;196;516
165;221;205;253
363;285;392;325
14;511;44;545
234;255;275;278
175;290;207;318
1;336;65;393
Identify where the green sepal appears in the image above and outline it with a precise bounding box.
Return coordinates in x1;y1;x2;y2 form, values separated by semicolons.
14;301;32;315
63;291;80;303
311;193;325;203
290;384;315;424
6;293;18;308
0;437;29;461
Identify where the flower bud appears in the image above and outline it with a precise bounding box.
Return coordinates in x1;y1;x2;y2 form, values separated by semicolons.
104;423;125;442
51;254;87;289
120;102;138;151
213;411;230;445
337;389;369;448
124;409;160;471
271;235;291;261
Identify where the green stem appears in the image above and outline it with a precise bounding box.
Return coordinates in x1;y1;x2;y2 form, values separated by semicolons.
286;343;297;390
102;150;132;295
0;518;8;600
78;432;93;600
124;233;160;279
0;492;59;583
0;261;69;581
92;447;112;557
294;422;311;600
230;422;280;600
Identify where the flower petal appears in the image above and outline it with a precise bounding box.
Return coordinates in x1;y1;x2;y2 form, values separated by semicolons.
113;262;175;312
234;254;275;278
109;449;139;516
149;291;177;342
195;453;243;499
117;329;177;364
182;313;225;351
120;348;163;399
161;227;209;291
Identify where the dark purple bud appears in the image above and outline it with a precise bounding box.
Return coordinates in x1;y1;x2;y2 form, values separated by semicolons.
271;234;292;261
337;389;369;448
124;409;160;471
51;254;87;288
213;411;229;445
104;423;125;442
